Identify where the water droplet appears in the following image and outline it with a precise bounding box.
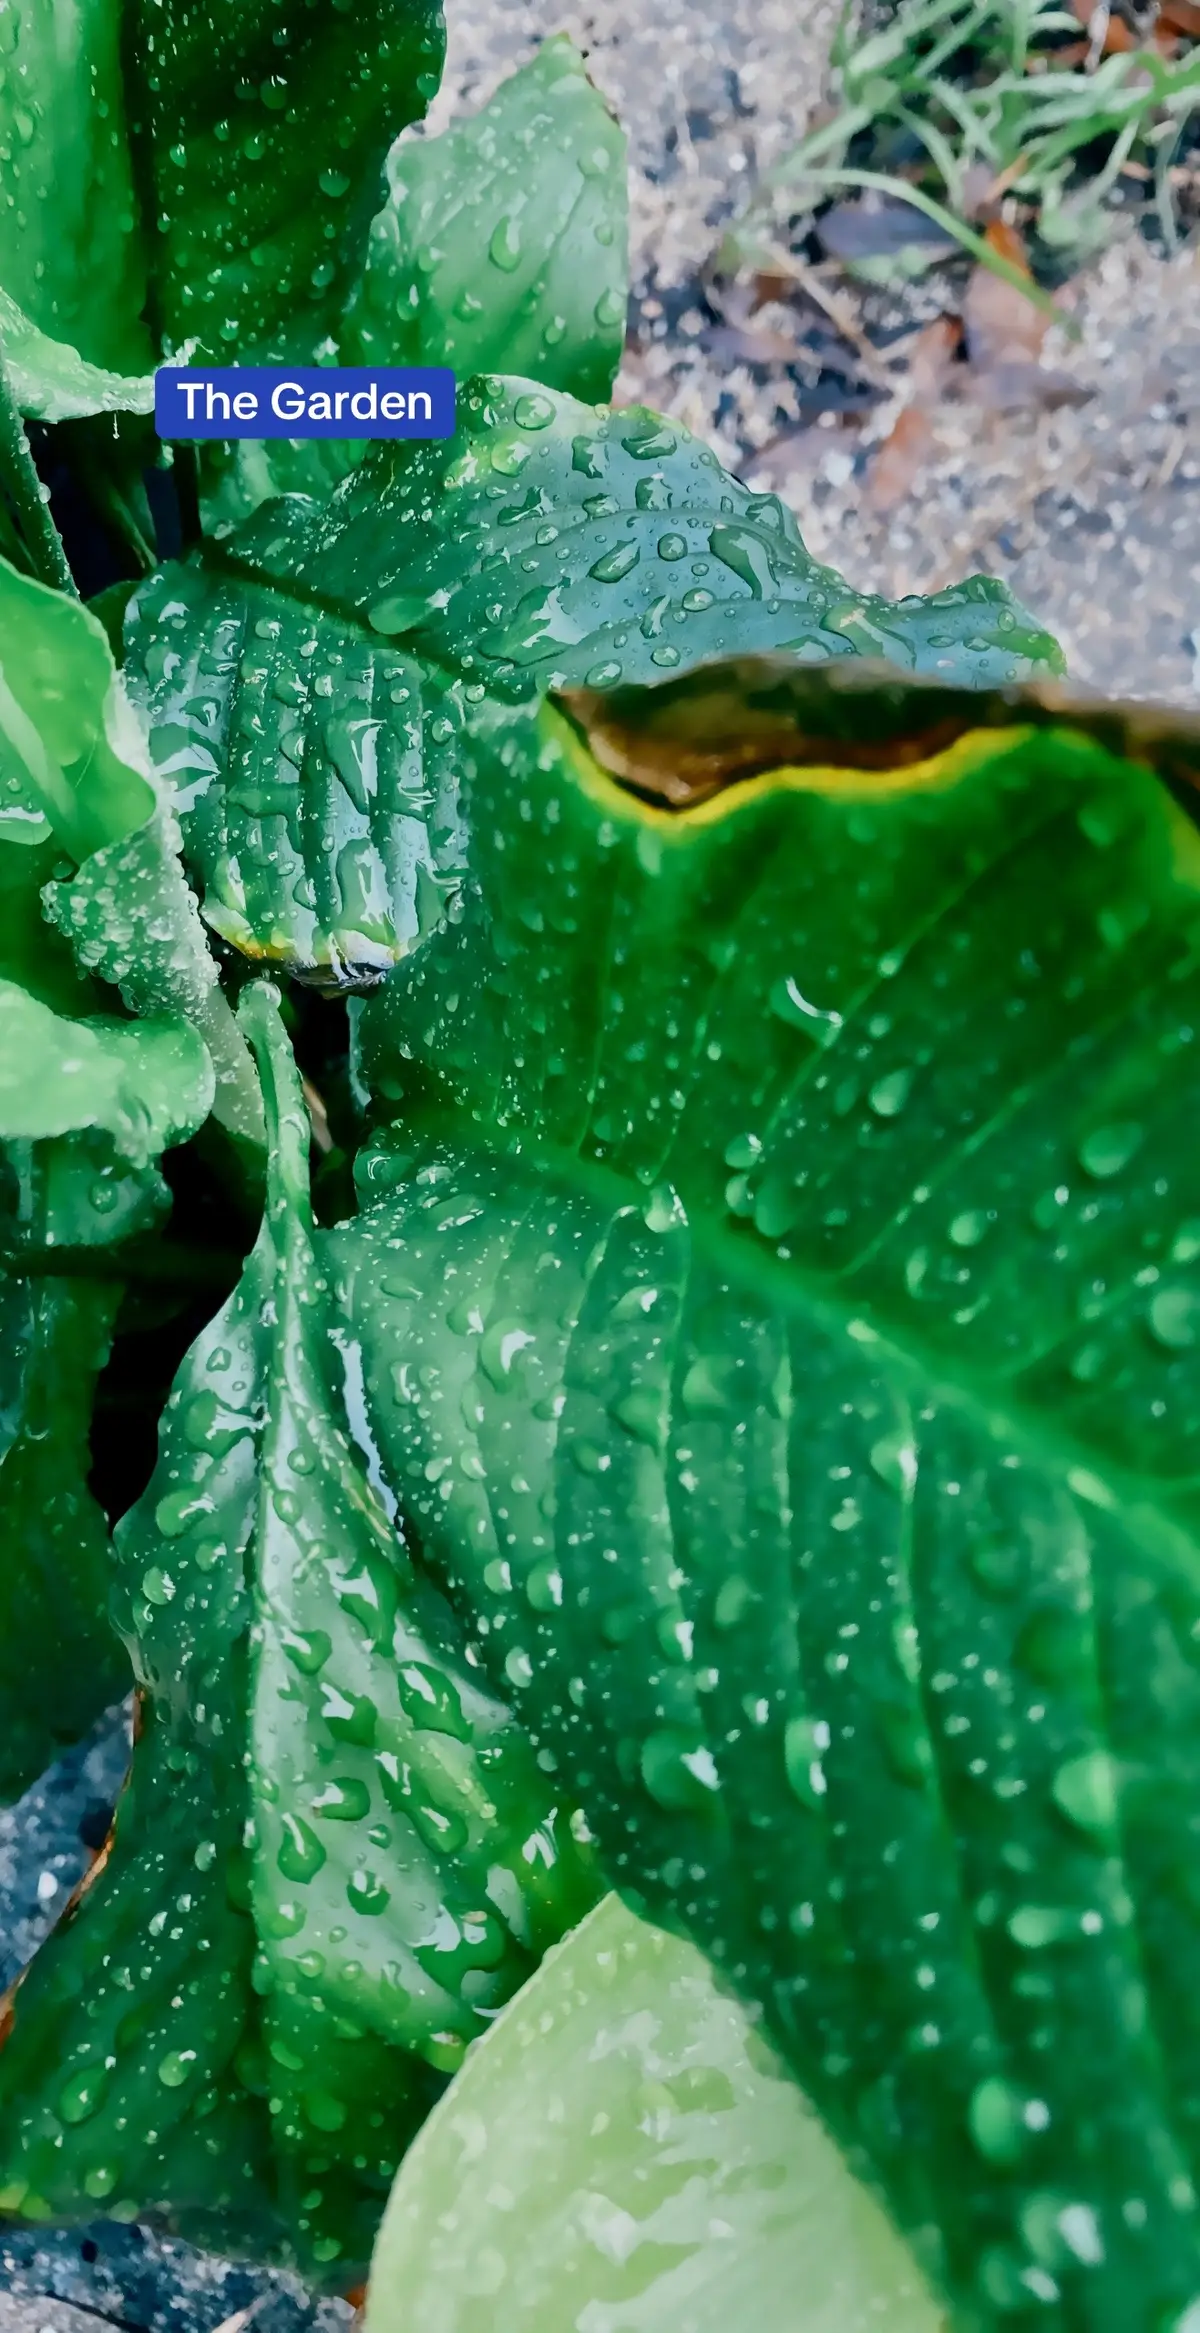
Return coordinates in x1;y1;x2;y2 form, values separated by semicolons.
311;1778;371;1822
157;2050;196;2090
949;1210;989;1248
657;534;687;561
590;543;640;584
281;1628;333;1675
304;2088;347;2132
968;2076;1031;2168
141;1566;175;1606
347;1869;390;1916
869;1068;913;1118
594;286;625;328
526;1558;563;1611
489;217;522;271
479;1317;537;1390
641;1728;720;1811
1052;1750;1117;1839
783;1714;827;1809
57;2066;109;2126
769;975;843;1042
398;1662;468;1739
513;392;554;432
610;1389;663;1447
278;1813;327;1881
1007;1904;1080;1949
1077;1121;1142;1179
1148;1287;1200;1351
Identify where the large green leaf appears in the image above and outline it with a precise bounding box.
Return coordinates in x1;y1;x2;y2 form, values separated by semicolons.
0;983;596;2270
345;37;629;404
0;1265;125;1802
0;0;445;405
127;379;1060;982
243;376;1063;700
207;38;628;532
0;1010;213;1800
318;665;1200;2330
0;559;223;1797
0;0;151;378
366;1891;946;2333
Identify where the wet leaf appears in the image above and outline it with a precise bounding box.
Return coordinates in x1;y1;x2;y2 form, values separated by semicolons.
0;556;261;1141
0;289;154;427
235;373;1063;703
0;983;596;2270
366;1893;946;2333
124;560;465;990
126;374;1059;980
317;663;1200;2328
345;37;629;404
0;0;446;386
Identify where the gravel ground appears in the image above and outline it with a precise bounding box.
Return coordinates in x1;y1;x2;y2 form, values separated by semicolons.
4;2;1197;2320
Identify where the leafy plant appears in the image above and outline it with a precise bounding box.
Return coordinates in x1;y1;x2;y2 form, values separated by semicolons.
6;8;1198;2332
726;0;1200;286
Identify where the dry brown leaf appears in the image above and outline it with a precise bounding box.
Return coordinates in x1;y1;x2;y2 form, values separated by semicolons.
867;405;937;513
964;219;1047;370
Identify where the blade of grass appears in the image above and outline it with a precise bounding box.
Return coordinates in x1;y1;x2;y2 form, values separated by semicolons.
744;164;1069;324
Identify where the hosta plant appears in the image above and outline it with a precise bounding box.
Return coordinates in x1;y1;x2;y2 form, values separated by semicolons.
4;8;1200;2333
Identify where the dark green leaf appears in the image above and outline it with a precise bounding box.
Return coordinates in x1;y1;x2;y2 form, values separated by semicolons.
246;375;1064;700
319;671;1200;2329
0;1263;126;1801
345;37;629;404
129;378;1060;981
208;38;627;530
0;983;595;2271
125;559;465;987
0;0;153;379
125;0;445;364
0;0;445;404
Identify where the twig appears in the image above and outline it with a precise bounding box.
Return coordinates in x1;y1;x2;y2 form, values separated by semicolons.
0;346;76;596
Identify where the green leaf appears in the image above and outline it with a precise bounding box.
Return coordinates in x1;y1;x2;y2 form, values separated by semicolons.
129;378;1060;980
124;557;465;987
0;0;445;373
0;984;212;1159
366;1891;947;2333
208;37;627;531
0;555;261;1141
0;288;154;426
324;669;1200;2329
0;1264;126;1803
247;375;1064;700
0;0;152;377
0;983;596;2270
345;37;629;404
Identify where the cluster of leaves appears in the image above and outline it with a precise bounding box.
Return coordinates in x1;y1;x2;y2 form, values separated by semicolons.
6;8;1200;2333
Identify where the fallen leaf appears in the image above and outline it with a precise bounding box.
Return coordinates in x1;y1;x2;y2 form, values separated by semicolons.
964;219;1047;370
867;403;936;513
816;194;959;272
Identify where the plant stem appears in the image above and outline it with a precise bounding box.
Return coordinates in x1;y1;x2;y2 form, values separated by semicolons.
0;346;76;596
171;441;202;553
